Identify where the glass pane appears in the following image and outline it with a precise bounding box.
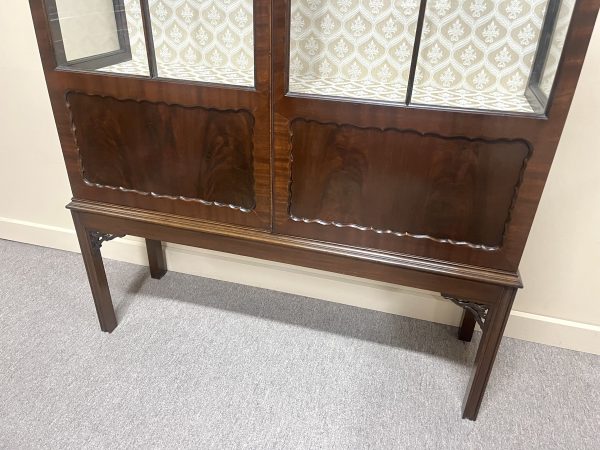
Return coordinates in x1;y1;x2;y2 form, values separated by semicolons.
47;0;149;76
538;0;576;98
147;0;255;86
288;0;421;103
410;0;574;113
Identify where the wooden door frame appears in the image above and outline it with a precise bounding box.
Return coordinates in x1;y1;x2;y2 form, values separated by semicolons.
44;0;133;70
271;0;600;272
30;0;273;230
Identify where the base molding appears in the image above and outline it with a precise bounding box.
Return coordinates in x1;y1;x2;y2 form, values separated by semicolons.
1;215;599;355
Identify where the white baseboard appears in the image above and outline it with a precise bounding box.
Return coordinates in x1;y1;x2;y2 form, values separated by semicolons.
1;216;599;355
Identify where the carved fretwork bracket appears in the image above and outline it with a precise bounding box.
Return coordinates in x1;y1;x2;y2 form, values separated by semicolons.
89;231;125;252
443;295;489;328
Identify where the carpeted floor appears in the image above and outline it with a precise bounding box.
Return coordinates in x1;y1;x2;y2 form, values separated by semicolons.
0;238;598;449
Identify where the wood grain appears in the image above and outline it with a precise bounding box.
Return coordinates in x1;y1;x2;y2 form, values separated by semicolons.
145;238;167;279
68;199;517;303
67;92;256;211
28;0;272;230
28;0;600;421
289;119;531;250
462;287;517;420
272;0;600;272
72;211;117;333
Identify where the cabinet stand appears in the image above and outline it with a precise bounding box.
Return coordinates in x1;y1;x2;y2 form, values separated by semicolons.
145;239;167;280
72;212;119;333
70;204;518;420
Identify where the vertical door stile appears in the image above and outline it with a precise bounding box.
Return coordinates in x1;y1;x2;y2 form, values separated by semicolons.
139;0;158;78
525;0;563;111
405;0;429;105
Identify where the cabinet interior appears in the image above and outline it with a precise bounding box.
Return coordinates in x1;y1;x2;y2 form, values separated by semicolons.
46;0;575;114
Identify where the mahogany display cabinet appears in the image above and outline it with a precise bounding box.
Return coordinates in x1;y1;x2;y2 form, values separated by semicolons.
29;0;599;420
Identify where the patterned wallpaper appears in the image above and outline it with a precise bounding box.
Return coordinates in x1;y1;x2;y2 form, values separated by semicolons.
413;0;549;97
289;0;420;101
119;0;255;85
287;0;572;110
108;0;574;110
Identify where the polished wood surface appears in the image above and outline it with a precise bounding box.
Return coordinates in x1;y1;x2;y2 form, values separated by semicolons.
69;199;520;299
29;0;272;230
69;202;516;418
145;239;167;280
72;212;117;332
458;310;477;343
462;287;517;419
272;0;600;272
29;0;600;421
68;92;256;211
289;119;530;250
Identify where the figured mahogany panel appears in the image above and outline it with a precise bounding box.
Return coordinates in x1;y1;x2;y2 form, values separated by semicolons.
289;119;531;250
67;92;256;211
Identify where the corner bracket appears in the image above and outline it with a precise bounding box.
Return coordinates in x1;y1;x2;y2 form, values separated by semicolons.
89;231;125;252
443;295;489;328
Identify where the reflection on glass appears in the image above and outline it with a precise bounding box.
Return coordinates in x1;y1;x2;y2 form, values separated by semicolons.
538;0;576;98
410;0;575;113
288;0;420;103
147;0;255;86
47;0;148;76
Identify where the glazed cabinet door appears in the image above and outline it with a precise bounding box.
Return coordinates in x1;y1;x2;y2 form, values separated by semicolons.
31;0;271;229
273;0;596;272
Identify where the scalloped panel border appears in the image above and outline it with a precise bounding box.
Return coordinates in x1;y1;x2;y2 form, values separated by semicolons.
66;91;257;213
288;118;533;251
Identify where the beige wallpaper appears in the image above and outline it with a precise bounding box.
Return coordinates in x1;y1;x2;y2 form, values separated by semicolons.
287;0;563;109
289;0;420;101
111;0;574;110
117;0;255;85
413;0;548;97
288;0;578;111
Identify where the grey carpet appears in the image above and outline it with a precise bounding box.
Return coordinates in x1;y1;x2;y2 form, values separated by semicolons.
0;239;598;449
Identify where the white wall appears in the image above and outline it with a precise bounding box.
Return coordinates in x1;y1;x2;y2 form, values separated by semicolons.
1;2;599;354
